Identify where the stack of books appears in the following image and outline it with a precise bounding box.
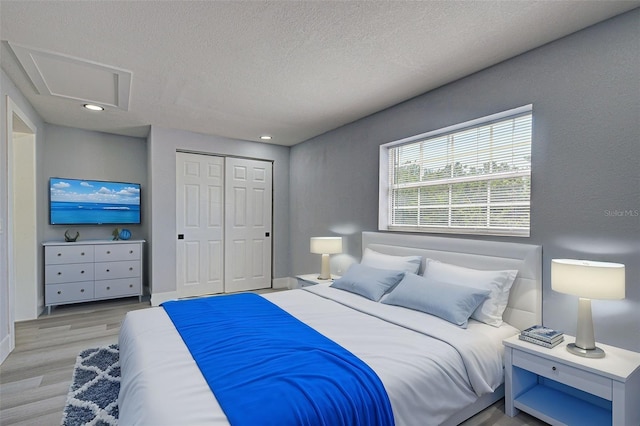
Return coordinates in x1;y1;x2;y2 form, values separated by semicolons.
519;325;564;348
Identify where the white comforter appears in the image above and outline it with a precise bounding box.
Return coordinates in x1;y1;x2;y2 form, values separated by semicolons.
118;285;518;425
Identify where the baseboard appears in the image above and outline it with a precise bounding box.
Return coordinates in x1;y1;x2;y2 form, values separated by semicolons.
0;333;14;365
150;291;179;307
272;277;296;290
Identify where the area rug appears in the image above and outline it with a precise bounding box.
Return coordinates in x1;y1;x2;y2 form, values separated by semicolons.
62;344;120;426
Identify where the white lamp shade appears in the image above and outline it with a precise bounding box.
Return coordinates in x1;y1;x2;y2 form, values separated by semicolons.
551;259;625;300
310;237;342;254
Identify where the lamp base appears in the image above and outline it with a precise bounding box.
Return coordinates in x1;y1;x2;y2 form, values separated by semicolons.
317;253;331;280
566;343;605;358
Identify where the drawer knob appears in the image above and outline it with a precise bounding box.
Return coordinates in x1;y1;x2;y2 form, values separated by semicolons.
57;290;61;295
107;251;111;254
129;250;133;254
80;289;85;293
129;284;133;288
57;272;62;276
107;286;111;290
81;252;85;256
81;270;85;274
106;269;110;272
552;366;557;371
57;253;62;257
129;267;133;271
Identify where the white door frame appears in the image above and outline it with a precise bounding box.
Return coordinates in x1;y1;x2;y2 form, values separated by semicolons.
1;96;38;363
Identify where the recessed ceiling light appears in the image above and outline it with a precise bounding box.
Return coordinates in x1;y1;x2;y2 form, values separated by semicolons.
260;135;272;140
83;104;104;111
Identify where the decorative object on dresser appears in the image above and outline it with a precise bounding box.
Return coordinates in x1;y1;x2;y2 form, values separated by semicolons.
309;236;342;280
64;229;79;242
551;259;625;358
111;228;131;240
504;334;640;426
519;325;564;348
43;240;145;314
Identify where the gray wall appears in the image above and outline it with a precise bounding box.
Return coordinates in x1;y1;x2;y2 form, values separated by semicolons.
147;126;290;298
290;10;640;351
41;124;148;243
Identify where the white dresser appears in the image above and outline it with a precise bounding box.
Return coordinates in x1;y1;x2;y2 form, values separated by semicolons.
43;240;144;314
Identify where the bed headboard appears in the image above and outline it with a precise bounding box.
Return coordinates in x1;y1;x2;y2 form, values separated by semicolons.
361;232;542;331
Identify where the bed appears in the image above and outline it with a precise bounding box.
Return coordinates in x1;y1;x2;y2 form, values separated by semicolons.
118;232;541;425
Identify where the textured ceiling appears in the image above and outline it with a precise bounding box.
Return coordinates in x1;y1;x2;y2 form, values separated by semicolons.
1;1;638;146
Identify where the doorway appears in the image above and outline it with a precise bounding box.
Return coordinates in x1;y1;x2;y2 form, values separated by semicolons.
1;97;38;364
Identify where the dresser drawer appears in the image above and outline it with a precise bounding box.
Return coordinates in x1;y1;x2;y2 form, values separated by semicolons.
45;263;95;284
45;245;94;264
46;282;94;304
95;278;141;299
512;349;612;400
94;244;141;262
94;260;140;280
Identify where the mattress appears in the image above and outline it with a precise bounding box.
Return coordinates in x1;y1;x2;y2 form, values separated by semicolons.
118;284;519;425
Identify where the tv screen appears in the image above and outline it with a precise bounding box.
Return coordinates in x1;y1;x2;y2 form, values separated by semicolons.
49;177;141;225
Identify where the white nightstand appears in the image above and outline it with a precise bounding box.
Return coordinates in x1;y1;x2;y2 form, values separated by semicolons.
295;274;338;288
503;334;640;426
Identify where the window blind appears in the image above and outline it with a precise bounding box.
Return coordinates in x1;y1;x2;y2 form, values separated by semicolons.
382;107;532;236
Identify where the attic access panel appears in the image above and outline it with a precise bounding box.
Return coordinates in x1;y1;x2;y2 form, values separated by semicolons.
8;42;131;110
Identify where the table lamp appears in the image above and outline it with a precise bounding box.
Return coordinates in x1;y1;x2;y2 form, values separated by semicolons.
551;259;625;358
310;237;342;280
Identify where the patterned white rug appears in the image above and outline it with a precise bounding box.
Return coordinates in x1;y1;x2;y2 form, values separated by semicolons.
62;344;120;426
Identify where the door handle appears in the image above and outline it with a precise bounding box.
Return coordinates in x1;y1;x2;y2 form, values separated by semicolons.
178;234;184;239
265;232;270;237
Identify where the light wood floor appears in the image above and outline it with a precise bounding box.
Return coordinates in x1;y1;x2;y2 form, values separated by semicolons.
0;295;547;426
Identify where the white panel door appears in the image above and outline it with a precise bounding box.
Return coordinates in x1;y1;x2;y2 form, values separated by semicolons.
176;152;224;297
224;157;272;293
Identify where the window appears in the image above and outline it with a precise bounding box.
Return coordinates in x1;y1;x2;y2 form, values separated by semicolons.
379;105;532;237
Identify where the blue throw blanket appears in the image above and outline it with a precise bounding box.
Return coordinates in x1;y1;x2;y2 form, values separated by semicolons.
162;293;394;426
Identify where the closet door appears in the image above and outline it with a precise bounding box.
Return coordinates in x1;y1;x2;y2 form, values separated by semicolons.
176;152;224;297
224;157;273;293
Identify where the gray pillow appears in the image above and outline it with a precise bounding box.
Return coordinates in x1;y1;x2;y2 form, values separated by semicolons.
330;263;405;301
382;273;490;328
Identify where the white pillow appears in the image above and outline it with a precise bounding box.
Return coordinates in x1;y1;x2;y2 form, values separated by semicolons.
423;259;518;327
361;248;422;274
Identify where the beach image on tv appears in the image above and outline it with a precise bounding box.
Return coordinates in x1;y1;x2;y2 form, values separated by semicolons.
50;178;141;225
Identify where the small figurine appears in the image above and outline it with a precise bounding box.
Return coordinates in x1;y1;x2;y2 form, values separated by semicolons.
119;229;132;240
112;228;120;240
64;230;79;242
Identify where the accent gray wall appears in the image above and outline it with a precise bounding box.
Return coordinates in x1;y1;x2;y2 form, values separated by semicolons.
147;126;290;298
41;124;148;243
290;10;640;351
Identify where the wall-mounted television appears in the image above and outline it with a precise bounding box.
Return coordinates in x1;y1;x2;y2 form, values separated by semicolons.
49;177;141;225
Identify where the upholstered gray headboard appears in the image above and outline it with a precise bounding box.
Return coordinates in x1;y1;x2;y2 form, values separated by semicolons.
362;232;542;331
